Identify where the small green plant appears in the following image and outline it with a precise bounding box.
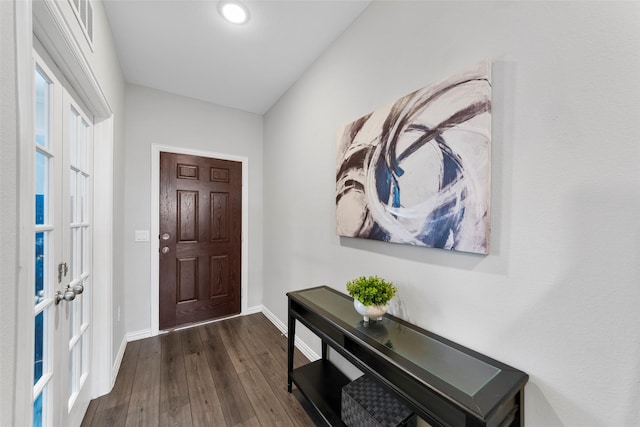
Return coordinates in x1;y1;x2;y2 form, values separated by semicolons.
346;276;397;306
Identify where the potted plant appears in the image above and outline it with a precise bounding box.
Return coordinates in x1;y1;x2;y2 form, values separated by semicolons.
346;276;397;322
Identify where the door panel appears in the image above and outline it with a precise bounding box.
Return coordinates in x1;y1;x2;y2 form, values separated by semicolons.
63;93;92;427
177;190;198;241
211;192;229;240
32;48;93;427
210;255;230;299
177;257;198;302
159;152;242;330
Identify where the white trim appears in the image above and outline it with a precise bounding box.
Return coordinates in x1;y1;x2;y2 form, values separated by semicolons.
245;305;263;315
111;336;127;388
67;0;95;51
150;144;250;336
32;0;110;119
260;305;286;333
261;306;320;362
91;117;113;397
33;373;53;400
14;1;35;425
126;329;153;342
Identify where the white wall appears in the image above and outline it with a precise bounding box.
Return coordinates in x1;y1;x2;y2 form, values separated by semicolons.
91;0;128;366
123;84;264;334
0;2;21;422
263;2;640;426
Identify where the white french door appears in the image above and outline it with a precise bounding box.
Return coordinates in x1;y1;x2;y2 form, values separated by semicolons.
33;47;93;427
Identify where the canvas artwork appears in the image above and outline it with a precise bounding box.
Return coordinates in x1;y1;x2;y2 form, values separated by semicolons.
335;61;492;255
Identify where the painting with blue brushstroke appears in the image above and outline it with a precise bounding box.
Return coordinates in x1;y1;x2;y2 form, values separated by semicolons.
335;60;491;255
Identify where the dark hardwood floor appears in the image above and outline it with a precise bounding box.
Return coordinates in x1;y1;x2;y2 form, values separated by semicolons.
81;313;315;427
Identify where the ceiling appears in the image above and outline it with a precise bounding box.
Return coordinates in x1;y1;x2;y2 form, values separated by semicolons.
103;0;372;114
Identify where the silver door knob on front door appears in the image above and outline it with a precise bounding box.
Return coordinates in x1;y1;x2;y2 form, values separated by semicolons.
162;233;170;240
161;246;170;254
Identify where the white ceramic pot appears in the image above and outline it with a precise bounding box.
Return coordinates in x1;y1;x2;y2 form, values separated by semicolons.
353;299;387;322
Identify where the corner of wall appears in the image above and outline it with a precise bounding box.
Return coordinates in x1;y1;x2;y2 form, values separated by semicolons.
260;305;320;362
111;335;128;389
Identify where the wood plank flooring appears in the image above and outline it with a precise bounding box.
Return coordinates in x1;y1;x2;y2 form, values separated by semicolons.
82;313;315;427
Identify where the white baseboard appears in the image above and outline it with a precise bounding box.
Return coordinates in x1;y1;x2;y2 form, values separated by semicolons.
260;305;285;332
261;305;320;362
244;304;263;315
126;329;152;342
111;336;127;388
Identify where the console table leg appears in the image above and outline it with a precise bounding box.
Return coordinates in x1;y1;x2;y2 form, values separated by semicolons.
287;303;295;393
516;389;525;427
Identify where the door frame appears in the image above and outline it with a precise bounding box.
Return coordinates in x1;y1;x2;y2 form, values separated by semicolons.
150;144;249;335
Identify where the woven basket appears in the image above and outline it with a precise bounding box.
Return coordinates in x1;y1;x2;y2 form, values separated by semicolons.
341;375;417;427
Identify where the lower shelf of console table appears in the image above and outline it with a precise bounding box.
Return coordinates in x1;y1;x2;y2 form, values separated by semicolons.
290;359;351;427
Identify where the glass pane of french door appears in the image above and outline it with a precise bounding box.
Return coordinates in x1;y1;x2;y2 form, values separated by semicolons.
33;63;56;427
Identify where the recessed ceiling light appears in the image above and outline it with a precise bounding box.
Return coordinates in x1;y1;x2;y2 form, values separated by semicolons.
218;1;250;25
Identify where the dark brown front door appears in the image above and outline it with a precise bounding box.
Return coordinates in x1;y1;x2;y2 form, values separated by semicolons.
159;152;242;330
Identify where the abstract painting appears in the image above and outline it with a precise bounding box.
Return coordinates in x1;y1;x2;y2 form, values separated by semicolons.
335;61;491;254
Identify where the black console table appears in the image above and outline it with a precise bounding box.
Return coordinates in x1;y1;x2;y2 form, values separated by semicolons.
287;286;528;427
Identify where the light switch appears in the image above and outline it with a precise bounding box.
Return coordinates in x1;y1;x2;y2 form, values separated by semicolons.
135;230;150;242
